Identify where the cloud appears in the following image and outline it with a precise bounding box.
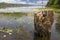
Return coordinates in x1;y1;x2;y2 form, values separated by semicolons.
16;1;27;4
0;0;48;5
0;0;26;4
37;0;48;4
0;0;15;3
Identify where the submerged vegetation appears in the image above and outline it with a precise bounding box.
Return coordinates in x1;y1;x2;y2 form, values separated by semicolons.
0;26;32;39
0;27;13;34
0;12;34;40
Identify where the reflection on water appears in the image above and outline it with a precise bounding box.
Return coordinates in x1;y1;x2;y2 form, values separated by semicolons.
0;7;39;12
0;13;60;40
0;13;34;40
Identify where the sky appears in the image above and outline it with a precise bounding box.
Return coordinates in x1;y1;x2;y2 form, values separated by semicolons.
0;0;48;4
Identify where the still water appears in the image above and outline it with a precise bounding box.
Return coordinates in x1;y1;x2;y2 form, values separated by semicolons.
0;6;45;13
0;13;60;40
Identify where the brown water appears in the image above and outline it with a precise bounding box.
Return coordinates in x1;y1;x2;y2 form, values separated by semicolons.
0;13;60;40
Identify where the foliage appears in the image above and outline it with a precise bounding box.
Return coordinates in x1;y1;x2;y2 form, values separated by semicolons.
47;0;60;8
54;0;58;5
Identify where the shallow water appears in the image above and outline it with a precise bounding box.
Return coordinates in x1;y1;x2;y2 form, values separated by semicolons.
0;13;60;40
51;20;60;40
0;13;34;40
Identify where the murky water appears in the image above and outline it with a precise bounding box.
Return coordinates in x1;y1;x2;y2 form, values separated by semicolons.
0;13;60;40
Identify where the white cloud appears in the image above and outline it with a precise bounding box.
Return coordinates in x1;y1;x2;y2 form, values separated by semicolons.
0;0;48;5
0;0;26;4
0;0;33;4
16;1;27;4
0;0;16;3
28;2;35;4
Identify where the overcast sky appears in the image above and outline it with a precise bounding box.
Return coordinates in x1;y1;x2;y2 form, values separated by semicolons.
0;0;48;4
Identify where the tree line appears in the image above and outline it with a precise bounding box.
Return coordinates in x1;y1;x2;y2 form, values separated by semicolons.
47;0;60;8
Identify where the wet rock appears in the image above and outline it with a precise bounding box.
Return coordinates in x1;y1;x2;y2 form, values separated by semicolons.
34;10;54;37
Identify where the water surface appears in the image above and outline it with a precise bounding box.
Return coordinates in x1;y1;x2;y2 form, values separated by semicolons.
0;13;60;40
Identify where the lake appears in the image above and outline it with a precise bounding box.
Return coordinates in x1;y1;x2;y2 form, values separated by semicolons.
0;13;34;40
0;13;60;40
0;6;46;13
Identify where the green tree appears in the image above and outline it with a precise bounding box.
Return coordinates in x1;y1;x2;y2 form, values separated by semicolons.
47;0;55;6
47;0;60;8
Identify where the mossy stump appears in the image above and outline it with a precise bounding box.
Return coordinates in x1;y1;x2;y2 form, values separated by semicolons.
34;10;54;40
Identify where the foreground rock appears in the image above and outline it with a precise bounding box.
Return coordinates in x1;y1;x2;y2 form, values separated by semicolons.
34;10;54;40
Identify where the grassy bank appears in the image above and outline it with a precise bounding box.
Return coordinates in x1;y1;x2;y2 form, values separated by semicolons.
38;7;60;13
46;7;60;13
